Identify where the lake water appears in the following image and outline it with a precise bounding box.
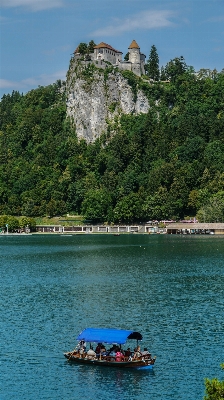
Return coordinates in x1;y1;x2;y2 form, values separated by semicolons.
1;234;224;400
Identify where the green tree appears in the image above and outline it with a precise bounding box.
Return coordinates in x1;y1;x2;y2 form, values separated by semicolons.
143;187;170;220
197;192;224;222
204;364;224;399
124;52;129;61
87;40;96;54
188;189;210;214
204;141;224;172
0;215;8;230
81;188;113;223
46;200;66;218
164;56;187;82
19;216;36;231
5;216;19;232
78;42;88;55
160;66;166;81
113;192;143;224
146;45;160;81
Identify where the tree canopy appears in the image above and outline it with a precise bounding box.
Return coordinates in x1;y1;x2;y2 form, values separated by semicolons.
76;40;96;56
204;364;224;400
1;55;224;224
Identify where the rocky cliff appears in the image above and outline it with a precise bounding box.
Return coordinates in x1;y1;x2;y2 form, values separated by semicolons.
66;60;149;142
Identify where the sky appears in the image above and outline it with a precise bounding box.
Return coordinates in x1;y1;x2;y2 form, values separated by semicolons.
0;0;224;98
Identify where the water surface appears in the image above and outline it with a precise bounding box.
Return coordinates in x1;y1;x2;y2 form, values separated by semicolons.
0;234;224;399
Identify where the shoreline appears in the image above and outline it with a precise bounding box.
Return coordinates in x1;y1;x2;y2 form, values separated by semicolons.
2;223;224;235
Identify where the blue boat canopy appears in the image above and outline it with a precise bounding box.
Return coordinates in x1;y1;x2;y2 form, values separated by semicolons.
76;328;142;344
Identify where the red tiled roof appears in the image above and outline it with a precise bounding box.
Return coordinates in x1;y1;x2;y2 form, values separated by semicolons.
94;42;122;53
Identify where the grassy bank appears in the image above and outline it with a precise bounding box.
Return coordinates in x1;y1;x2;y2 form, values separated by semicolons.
34;215;85;226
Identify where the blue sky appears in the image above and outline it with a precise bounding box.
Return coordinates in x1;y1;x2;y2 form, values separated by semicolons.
0;0;224;98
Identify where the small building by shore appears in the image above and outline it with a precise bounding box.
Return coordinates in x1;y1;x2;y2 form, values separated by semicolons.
166;223;224;235
35;223;224;235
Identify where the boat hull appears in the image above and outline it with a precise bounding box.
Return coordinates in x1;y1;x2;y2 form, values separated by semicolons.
64;353;155;369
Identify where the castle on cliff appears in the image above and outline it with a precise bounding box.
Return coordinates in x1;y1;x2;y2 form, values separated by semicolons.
74;40;146;77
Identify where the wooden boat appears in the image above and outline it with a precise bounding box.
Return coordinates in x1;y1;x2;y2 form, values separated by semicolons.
64;328;156;369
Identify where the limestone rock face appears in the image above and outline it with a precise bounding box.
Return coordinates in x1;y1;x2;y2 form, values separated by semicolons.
135;90;150;114
66;61;149;142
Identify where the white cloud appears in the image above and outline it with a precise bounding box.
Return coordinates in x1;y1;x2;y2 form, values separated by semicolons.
0;79;20;89
207;16;224;22
22;70;66;86
91;9;176;37
0;0;64;12
0;70;66;92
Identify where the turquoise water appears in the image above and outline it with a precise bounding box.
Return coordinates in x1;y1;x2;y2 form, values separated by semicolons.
0;234;224;400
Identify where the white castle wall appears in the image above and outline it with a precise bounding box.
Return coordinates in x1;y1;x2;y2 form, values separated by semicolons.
93;48;122;64
75;42;145;77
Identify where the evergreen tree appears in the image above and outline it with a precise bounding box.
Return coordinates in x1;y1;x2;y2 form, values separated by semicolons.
78;42;88;55
124;52;129;61
88;40;96;54
146;45;160;81
160;66;167;81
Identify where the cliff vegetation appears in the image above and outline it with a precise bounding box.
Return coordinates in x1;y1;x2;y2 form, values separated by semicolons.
1;58;224;224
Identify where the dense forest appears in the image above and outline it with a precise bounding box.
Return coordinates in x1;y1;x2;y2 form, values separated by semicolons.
1;56;224;224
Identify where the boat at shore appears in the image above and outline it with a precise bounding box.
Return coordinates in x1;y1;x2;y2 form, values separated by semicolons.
64;328;156;369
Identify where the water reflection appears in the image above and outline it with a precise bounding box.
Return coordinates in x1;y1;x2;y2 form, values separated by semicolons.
68;363;155;400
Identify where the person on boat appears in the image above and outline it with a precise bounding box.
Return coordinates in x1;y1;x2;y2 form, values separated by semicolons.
141;348;151;358
87;348;96;359
109;348;116;359
95;343;102;354
100;346;107;356
109;344;117;353
115;349;124;362
77;340;86;352
133;346;142;359
124;347;132;357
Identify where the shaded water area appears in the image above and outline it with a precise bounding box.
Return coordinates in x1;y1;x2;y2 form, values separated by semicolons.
1;234;224;400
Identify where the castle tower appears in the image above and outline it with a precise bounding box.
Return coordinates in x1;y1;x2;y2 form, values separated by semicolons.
128;40;140;64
